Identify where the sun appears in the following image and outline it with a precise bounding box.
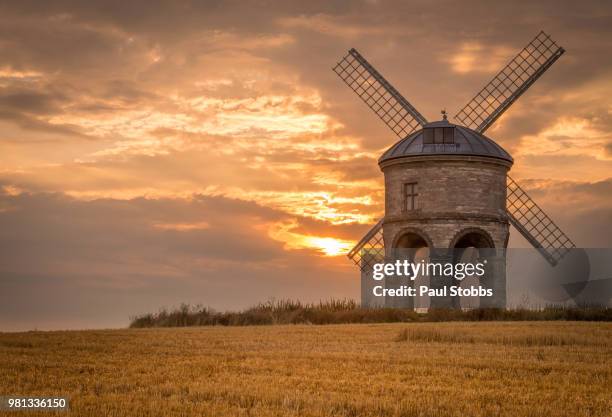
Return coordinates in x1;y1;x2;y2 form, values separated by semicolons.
267;220;356;257
303;237;353;257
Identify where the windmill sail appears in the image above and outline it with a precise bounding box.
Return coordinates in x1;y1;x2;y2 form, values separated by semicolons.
347;218;384;271
506;176;575;266
335;36;577;270
333;48;428;138
454;31;565;133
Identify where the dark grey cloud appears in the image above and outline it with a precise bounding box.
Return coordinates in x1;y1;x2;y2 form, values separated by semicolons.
0;86;88;137
508;178;612;248
0;189;356;331
0;90;62;114
0;110;84;138
571;178;612;196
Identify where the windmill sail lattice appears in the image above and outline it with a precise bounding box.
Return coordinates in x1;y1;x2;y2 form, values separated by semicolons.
347;219;383;271
454;31;565;133
506;176;575;266
333;48;428;138
337;31;577;270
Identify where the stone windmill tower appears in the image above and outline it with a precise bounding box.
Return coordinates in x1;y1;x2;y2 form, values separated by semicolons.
333;31;576;309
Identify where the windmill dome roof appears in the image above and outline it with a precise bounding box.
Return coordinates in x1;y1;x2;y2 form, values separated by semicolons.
378;119;513;165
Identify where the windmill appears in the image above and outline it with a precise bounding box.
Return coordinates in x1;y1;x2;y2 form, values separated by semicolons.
332;31;579;307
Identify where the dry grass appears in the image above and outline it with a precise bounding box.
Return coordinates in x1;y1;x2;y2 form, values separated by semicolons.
0;322;610;416
129;300;612;328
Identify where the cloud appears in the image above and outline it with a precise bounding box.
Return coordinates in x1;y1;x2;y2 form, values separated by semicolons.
0;0;611;329
517;116;612;161
0;189;357;330
604;142;612;158
507;178;612;248
268;218;354;256
0;90;62;114
447;42;515;74
0;67;43;80
277;13;398;39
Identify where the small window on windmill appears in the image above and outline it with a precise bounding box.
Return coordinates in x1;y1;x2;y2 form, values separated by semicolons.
404;182;418;211
434;128;444;144
443;127;455;144
423;128;434;144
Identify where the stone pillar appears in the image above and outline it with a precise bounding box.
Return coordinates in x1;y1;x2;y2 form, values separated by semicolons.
428;250;455;309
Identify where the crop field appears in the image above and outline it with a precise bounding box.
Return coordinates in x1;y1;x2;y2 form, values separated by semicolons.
0;322;610;416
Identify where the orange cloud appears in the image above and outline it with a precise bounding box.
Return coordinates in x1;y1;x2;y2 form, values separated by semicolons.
152;221;210;231
268;219;355;256
447;42;514;74
518;117;612;161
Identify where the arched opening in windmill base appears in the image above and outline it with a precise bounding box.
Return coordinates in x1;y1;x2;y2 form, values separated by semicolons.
393;231;431;312
451;230;495;310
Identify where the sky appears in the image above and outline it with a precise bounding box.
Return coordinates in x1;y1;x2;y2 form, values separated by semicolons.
0;0;611;331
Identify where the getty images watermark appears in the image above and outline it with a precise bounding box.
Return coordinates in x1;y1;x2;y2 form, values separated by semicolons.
360;248;612;309
371;258;491;298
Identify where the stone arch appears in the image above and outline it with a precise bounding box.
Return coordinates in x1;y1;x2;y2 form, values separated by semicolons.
391;227;432;311
392;227;433;249
449;228;495;310
449;227;495;249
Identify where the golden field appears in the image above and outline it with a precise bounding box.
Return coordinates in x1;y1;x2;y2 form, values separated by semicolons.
0;322;610;417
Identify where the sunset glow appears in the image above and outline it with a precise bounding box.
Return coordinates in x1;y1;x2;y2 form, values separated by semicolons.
268;220;356;256
0;1;610;330
303;237;354;257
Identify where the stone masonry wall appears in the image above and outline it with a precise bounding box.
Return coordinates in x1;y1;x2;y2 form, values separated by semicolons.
380;156;511;250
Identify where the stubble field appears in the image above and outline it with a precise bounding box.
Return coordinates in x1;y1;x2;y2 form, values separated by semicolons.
0;322;610;416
